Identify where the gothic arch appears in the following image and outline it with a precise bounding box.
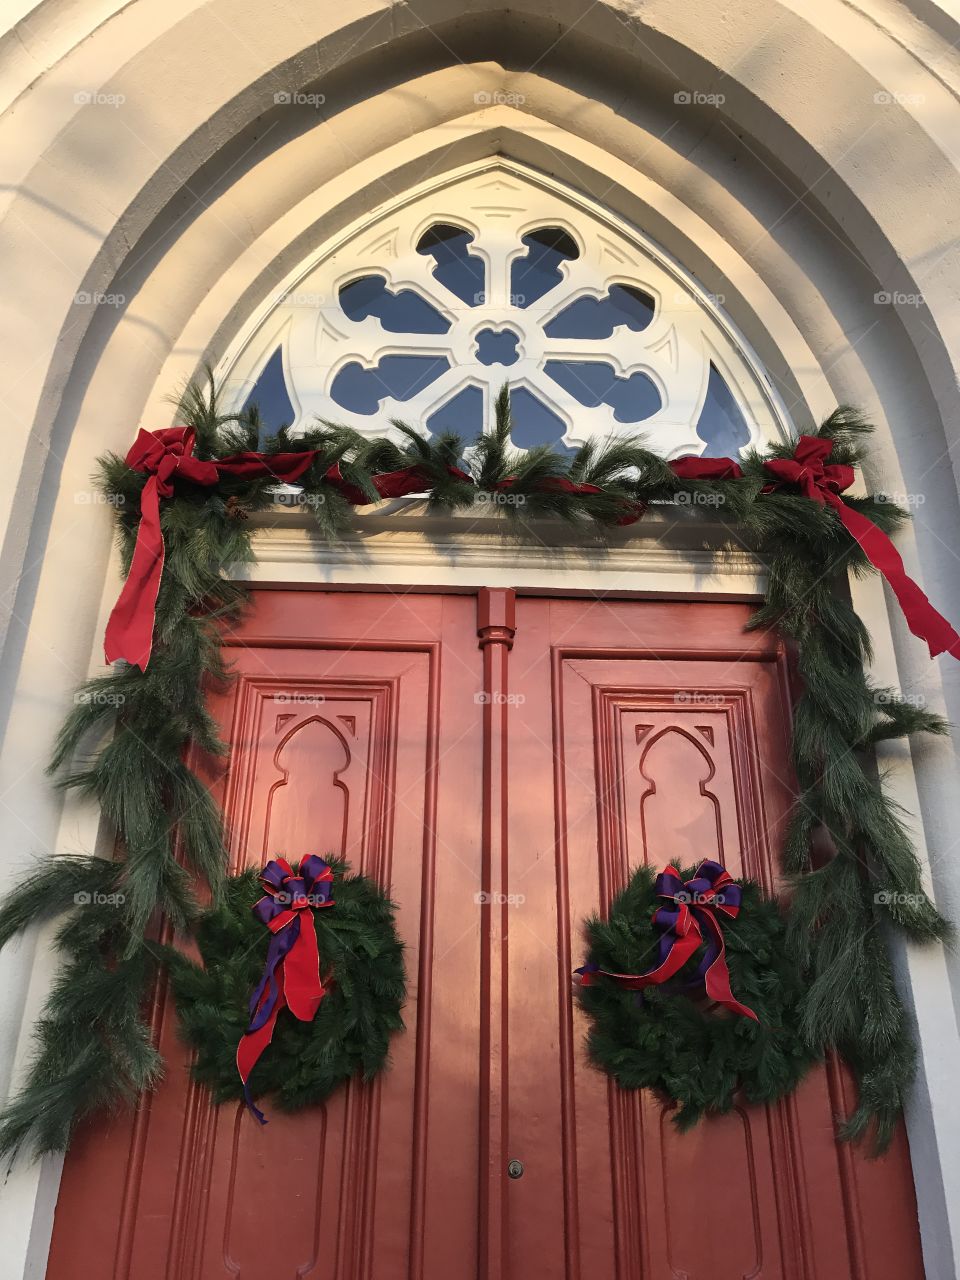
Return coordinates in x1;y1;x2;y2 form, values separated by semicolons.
2;4;960;1275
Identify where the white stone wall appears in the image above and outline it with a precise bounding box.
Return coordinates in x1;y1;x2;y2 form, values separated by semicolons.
1;2;959;1276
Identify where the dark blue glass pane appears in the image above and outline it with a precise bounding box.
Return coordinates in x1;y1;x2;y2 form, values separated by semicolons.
416;224;486;306
241;347;295;436
544;285;655;339
509;387;573;453
426;385;484;437
330;355;450;415
544;359;660;423
475;327;520;366
511;228;579;308
339;275;450;334
695;363;750;455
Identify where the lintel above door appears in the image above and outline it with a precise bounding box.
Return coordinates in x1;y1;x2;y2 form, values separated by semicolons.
236;503;767;598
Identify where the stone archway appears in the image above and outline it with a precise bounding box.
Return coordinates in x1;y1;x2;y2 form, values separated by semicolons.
2;5;960;1275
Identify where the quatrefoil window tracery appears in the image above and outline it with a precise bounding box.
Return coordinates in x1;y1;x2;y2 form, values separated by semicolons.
223;164;786;457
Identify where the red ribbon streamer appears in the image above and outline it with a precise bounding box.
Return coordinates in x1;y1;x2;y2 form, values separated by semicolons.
763;436;960;659
669;455;743;481
104;429;470;670
104;428;319;670
324;461;470;506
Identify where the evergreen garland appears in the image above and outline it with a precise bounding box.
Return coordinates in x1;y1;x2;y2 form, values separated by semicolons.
578;867;816;1126
0;857;160;1156
0;375;950;1159
166;861;405;1110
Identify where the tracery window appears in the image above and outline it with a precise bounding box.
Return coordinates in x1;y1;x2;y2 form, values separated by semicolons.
220;163;787;457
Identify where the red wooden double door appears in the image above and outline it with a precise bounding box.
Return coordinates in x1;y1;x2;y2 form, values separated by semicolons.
48;589;924;1280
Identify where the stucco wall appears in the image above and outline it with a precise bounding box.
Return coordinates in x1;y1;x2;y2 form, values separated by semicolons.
1;2;959;1276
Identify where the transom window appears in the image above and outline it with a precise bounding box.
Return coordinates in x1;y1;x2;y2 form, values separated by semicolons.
219;162;787;456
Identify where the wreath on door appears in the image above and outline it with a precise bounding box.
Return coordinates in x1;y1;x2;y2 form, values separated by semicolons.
575;863;815;1127
167;858;405;1117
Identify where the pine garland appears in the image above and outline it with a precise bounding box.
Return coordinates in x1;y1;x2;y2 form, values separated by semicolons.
0;376;949;1159
577;867;816;1126
166;861;405;1110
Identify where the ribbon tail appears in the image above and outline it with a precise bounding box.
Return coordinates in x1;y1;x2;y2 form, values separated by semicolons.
587;926;703;990
242;1084;268;1126
283;914;326;1020
236;974;288;1124
697;911;758;1021
827;495;960;659
104;473;164;671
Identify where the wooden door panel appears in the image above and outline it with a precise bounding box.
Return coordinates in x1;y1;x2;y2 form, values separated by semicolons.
505;597;923;1280
45;589;924;1280
46;591;485;1280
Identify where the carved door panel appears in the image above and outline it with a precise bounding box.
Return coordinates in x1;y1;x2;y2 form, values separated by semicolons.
503;596;924;1280
44;590;925;1280
45;590;485;1280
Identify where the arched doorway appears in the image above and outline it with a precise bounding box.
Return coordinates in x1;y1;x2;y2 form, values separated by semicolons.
2;5;959;1277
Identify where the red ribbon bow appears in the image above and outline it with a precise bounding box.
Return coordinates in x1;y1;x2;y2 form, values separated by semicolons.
763;436;960;659
104;428;318;670
104;430;471;670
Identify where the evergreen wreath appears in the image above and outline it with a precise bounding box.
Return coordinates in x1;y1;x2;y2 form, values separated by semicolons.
577;866;816;1128
167;859;405;1112
0;372;952;1159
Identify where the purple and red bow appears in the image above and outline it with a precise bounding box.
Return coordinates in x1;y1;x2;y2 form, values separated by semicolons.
236;855;335;1123
577;860;758;1021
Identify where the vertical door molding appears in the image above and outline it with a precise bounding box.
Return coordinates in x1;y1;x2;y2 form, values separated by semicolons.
476;587;517;1280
